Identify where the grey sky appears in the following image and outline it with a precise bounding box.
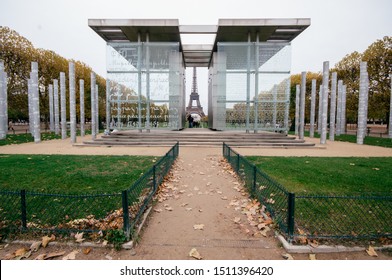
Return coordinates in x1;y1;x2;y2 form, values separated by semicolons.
1;0;391;111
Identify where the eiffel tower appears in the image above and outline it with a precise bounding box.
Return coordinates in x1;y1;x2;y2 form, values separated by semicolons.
186;67;205;117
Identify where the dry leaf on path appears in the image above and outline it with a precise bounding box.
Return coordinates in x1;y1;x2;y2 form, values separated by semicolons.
63;250;79;260
42;234;55;248
15;247;28;257
189;248;202;260
83;248;92;255
282;253;294;260
309;254;317;260
185;207;193;211
234;217;241;224
193;224;205;230
260;226;271;237
30;241;42;252
34;254;46;260
75;232;85;243
308;240;319;248
165;206;173;211
154;208;163;213
180;203;188;207
221;196;228;200
44;251;66;260
366;246;378;257
102;240;108;246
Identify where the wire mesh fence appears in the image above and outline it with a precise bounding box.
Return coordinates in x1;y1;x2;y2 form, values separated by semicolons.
223;143;392;241
0;142;179;240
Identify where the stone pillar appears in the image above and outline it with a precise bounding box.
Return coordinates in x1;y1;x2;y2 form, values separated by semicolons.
53;79;60;135
31;62;41;143
309;79;316;138
28;78;33;134
317;85;323;134
48;84;54;132
389;74;392;138
341;84;347;134
320;61;329;145
357;62;368;144
95;84;99;134
106;79;110;131
69;62;76;143
284;79;290;134
79;79;85;137
336;80;343;136
329;72;337;141
91;72;96;140
0;66;6;140
299;72;306;139
295;84;300;136
60;72;67;140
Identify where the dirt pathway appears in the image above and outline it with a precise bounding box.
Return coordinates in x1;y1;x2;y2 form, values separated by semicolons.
132;147;284;260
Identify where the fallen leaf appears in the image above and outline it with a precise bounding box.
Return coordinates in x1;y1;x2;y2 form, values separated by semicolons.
34;254;46;260
75;232;85;243
44;251;66;260
193;187;199;191
198;209;203;212
105;254;113;260
221;196;228;200
199;172;205;175
185;207;193;211
234;217;241;224
83;248;92;255
189;248;202;260
366;246;378;257
193;224;205;230
154;208;163;213
42;235;55;248
372;168;380;171
282;253;294;260
165;206;173;211
63;250;79;260
30;241;42;252
102;240;108;246
258;223;266;230
309;254;317;260
260;226;271;237
308;240;319;248
180;203;188;207
15;248;28;257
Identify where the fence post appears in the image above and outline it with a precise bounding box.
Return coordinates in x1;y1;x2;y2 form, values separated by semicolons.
153;165;157;191
287;192;295;242
237;153;240;172
252;165;257;197
20;190;27;230
122;190;130;240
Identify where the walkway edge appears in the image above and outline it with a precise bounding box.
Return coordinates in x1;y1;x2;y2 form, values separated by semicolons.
276;232;392;254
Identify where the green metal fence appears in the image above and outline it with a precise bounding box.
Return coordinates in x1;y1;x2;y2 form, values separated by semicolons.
223;143;392;241
0;142;179;240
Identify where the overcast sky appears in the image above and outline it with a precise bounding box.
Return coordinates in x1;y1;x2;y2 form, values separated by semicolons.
1;0;391;110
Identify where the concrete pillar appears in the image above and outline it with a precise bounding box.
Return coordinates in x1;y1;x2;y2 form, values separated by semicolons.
320;61;329;145
79;79;85;137
295;84;300;136
299;72;306;139
284;79;290;134
317;85;323;134
0;68;6;140
95;84;99;134
341;84;347;134
254;33;260;133
309;79;316;138
357;62;368;145
329;72;337;141
336;80;343;136
106;79;110;131
60;72;67;140
69;62;76;143
53;79;60;135
245;33;251;133
28;79;33;134
91;72;96;140
48;84;54;132
389;74;392;138
31;62;40;143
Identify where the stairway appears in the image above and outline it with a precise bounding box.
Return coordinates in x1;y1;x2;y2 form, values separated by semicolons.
82;129;315;148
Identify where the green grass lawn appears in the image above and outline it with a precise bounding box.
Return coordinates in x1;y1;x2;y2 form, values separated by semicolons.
246;156;392;195
288;130;392;148
0;154;157;194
